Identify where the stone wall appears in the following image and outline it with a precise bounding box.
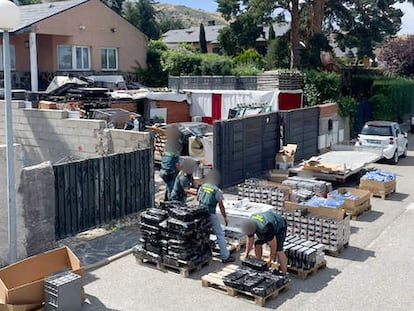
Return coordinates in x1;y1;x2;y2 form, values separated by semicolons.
0;101;151;166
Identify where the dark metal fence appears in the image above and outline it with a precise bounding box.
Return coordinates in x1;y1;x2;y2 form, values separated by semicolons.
281;107;320;161
214;113;280;188
54;149;154;239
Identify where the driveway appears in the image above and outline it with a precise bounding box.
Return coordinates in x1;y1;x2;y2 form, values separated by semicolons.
82;136;414;311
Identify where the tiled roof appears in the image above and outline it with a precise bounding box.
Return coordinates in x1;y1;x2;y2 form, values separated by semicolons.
162;23;290;44
12;0;88;33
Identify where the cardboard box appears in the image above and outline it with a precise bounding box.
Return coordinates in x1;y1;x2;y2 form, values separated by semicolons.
329;187;371;213
0;247;83;306
275;144;297;169
359;178;396;198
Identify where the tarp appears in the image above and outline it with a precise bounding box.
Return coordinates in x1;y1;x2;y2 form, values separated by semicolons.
110;91;189;102
45;76;88;94
189;90;279;119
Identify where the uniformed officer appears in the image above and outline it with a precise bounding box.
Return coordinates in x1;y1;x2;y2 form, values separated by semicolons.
160;148;180;201
170;159;198;205
198;170;235;263
242;211;288;273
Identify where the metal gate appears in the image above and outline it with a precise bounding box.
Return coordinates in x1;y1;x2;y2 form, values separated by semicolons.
214;113;280;188
281;107;319;161
54;149;154;239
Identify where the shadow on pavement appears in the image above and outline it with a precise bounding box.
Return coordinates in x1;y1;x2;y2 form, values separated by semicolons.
350;226;360;234
386;192;410;202
267;266;341;309
339;246;375;262
395;155;414;166
61;226;141;267
357;210;384;223
82;294;120;311
83;271;100;286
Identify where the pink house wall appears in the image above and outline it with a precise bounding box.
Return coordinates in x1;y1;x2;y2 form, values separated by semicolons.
10;0;147;72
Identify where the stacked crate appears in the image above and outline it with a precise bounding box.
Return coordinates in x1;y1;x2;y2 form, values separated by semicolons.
44;272;82;311
134;203;212;267
283;208;350;254
237;179;290;211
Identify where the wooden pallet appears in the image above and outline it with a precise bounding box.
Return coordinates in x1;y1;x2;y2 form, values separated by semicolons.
135;255;212;278
287;260;327;280
348;200;372;220
212;237;246;257
360;179;396;200
324;242;349;257
201;265;289;307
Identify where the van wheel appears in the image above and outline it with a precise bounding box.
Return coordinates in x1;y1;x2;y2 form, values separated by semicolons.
391;151;399;165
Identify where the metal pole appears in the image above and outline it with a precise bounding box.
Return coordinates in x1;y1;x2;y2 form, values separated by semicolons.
3;30;17;263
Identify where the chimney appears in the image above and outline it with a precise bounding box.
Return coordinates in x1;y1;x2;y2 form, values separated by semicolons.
208;20;215;26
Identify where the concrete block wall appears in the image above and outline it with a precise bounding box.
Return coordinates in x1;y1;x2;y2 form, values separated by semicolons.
0;101;151;166
318;103;349;150
0;147;57;266
0;145;27;266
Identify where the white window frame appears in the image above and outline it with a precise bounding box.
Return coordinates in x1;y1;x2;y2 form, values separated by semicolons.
0;45;16;71
57;45;91;71
101;47;118;71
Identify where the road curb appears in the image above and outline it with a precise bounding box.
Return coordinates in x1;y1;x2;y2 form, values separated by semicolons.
85;248;133;272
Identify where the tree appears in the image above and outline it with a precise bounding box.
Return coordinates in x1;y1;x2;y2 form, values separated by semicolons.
265;36;290;69
268;25;276;41
217;12;263;56
324;0;402;61
102;0;125;14
378;36;414;77
158;16;185;34
136;40;168;86
124;0;160;39
199;24;208;54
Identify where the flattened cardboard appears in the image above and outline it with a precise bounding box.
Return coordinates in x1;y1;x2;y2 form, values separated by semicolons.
0;303;41;311
0;247;83;305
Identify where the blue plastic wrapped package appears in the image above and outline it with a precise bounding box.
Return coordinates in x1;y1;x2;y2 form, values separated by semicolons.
361;170;396;182
301;196;344;209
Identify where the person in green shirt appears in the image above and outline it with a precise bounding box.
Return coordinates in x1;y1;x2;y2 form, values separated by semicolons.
242;211;288;273
198;170;235;263
170;159;198;205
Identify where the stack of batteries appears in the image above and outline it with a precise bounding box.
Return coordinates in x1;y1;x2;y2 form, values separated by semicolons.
283;177;333;198
283;235;326;270
223;261;289;297
237;179;290;211
283;208;350;253
134;202;212;266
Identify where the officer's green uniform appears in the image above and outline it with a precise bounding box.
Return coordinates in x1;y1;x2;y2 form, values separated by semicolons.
198;183;220;214
170;171;193;205
160;151;179;200
250;211;287;251
198;182;230;260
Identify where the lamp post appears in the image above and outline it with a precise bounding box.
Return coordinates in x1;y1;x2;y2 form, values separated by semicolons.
0;0;21;264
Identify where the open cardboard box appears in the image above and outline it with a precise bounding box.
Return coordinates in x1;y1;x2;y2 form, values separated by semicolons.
0;247;83;308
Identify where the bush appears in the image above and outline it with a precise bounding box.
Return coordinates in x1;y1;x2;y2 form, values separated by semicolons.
370;78;414;121
338;96;357;118
304;70;340;105
161;51;202;76
135;39;168;87
231;63;263;76
233;49;263;67
200;54;234;75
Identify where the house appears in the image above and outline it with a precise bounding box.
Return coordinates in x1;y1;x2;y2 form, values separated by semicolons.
0;0;147;91
162;23;290;54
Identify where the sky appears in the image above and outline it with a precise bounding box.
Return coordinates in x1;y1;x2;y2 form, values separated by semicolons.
162;0;414;34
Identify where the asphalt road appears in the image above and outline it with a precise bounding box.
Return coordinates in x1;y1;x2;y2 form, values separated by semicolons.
83;136;414;311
